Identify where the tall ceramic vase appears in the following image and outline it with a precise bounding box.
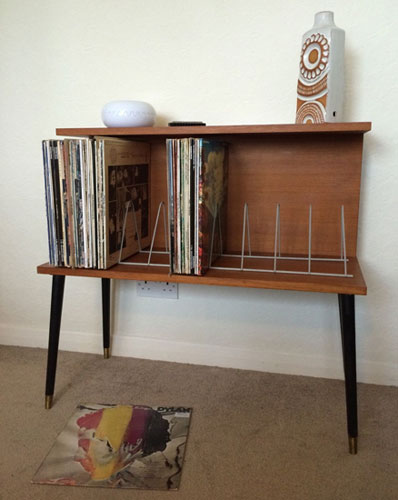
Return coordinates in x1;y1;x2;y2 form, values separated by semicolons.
295;11;345;124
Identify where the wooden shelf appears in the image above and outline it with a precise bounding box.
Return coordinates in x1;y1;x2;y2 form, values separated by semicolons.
37;256;366;295
56;122;371;138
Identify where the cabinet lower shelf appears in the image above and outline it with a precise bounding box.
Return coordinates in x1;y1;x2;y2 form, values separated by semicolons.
37;255;366;295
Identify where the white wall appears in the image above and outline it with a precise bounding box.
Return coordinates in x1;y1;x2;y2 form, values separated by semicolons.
0;0;397;385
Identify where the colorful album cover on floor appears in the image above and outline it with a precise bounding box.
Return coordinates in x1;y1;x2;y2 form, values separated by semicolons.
32;403;192;490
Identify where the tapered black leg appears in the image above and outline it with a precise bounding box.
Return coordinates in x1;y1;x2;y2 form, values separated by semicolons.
45;275;65;409
338;294;358;454
102;278;111;359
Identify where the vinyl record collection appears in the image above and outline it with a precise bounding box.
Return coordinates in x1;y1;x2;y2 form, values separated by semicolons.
42;137;150;269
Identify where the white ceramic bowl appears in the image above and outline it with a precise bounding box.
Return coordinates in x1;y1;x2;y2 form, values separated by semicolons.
101;100;156;127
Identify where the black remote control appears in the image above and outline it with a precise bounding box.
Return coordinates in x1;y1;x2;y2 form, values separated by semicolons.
168;121;206;127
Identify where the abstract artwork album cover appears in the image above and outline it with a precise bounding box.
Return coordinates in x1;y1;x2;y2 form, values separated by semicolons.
32;403;192;490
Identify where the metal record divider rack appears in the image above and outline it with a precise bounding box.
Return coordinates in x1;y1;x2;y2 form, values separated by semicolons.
209;203;351;278
117;198;351;279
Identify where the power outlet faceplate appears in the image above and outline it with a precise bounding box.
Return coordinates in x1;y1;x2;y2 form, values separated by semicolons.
137;280;178;299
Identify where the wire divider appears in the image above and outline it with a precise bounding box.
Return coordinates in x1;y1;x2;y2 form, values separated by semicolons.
118;201;170;268
117;200;352;278
209;203;352;278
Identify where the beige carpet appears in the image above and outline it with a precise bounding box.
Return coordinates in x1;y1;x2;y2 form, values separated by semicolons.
0;345;397;500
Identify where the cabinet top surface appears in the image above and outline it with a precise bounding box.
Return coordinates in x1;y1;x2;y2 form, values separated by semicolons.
56;122;372;137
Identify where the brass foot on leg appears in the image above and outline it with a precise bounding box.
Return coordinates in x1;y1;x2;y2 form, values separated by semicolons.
45;395;53;409
349;436;358;454
104;347;110;359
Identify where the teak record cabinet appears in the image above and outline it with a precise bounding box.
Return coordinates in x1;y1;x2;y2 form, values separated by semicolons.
37;122;371;454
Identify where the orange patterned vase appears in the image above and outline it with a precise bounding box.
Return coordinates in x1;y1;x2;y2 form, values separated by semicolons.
296;11;345;124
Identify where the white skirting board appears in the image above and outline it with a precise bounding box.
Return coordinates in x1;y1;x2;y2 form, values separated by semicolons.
0;323;396;386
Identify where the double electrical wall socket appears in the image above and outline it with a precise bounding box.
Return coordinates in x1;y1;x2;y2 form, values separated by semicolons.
137;280;178;299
